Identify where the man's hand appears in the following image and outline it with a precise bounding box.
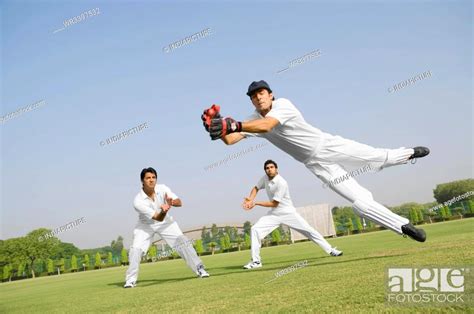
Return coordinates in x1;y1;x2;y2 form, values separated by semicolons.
155;203;170;222
155;194;173;222
209;117;242;140
160;203;171;213
242;197;255;210
201;104;221;132
165;193;173;207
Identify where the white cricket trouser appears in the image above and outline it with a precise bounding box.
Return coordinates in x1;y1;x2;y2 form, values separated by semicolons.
305;135;413;234
125;219;202;285
251;212;333;263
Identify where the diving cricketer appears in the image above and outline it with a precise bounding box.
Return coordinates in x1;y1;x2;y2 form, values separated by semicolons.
201;80;429;243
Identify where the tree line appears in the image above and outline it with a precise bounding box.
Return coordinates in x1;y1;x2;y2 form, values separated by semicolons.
1;178;472;282
332;179;474;235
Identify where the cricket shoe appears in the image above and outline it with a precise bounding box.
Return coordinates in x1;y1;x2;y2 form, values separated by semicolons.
243;261;262;269
330;247;343;256
196;266;210;278
402;223;426;242
408;146;430;160
123;282;136;288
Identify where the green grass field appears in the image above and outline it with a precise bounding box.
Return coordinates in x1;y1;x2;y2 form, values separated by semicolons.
1;219;473;313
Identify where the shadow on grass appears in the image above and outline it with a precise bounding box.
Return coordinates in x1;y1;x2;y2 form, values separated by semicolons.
108;253;408;287
108;276;197;288
211;253;407;273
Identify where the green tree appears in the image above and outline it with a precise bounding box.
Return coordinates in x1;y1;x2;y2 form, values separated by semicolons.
439;206;447;220
208;242;217;255
433;179;474;204
95;252;102;269
234;236;244;251
84;254;90;270
147;245;157;262
468;200;474;213
23;229;60;278
224;226;232;238
111;236;124;257
54;242;81;259
201;227;211;245
170;250;179;259
47;259;54;275
409;208;419;224
71;255;78;272
271;229;281;244
333;206;357;233
243;221;252;235
355;216;363;231
3;265;12;282
17;262;25;278
107;252;113;266
224;233;231;250
211;224;219;241
422;202;438;223
59;258;65;273
417;208;424;223
277;226;288;241
345;218;354;235
0;238;26;279
445;206;452;218
219;236;227;252
121;249;128;265
426;209;437;223
244;233;251;248
230;227;239;242
194;239;204;256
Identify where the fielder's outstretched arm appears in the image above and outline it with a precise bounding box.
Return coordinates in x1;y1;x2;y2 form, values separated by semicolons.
221;117;279;145
222;133;245;145
241;117;279;133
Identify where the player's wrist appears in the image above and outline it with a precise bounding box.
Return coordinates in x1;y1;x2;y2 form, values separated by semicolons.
225;118;242;134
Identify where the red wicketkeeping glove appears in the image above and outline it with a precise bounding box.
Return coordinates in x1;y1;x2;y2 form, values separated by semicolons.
201;104;221;132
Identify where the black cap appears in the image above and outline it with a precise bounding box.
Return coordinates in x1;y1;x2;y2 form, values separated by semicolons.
247;80;272;97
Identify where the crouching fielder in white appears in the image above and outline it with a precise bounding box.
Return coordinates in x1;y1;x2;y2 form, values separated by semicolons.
124;167;209;288
204;80;428;243
242;160;342;269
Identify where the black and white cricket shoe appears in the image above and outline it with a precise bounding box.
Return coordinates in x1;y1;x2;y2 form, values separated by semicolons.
409;146;430;160
196;266;210;278
330;247;343;256
243;261;262;269
123;282;136;288
401;223;426;242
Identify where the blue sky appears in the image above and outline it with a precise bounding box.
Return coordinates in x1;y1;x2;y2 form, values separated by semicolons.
1;0;472;248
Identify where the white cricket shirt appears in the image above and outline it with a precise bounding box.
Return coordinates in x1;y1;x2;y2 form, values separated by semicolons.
133;184;178;224
243;98;326;162
256;174;296;215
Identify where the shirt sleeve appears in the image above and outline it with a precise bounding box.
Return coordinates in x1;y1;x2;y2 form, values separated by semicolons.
272;180;288;203
162;184;179;200
256;176;265;190
241;112;262;138
266;98;299;126
133;198;156;220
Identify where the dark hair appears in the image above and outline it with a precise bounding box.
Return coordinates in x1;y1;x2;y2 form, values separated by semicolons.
249;88;275;101
264;160;278;170
140;167;157;181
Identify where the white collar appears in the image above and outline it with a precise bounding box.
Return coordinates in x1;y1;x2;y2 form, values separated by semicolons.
140;188;155;200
